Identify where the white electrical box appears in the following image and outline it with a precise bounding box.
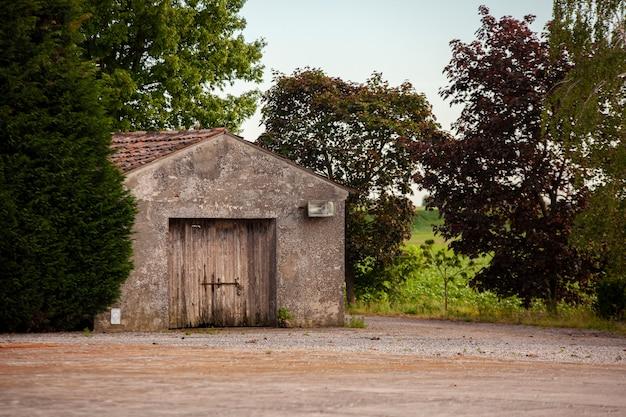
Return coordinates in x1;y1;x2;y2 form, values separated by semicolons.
307;201;335;217
110;308;121;325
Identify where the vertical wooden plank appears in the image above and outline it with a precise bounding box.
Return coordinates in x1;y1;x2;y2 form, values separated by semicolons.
184;220;193;327
177;219;185;327
250;222;261;326
178;218;204;328
250;221;259;325
211;220;219;325
187;220;194;326
259;220;270;324
198;218;207;325
238;221;248;325
180;219;190;327
256;221;265;324
191;220;200;327
237;221;248;325
223;220;231;326
207;219;213;325
268;219;277;324
211;219;219;324
181;220;189;327
196;219;202;325
214;220;225;325
258;221;266;324
245;221;255;325
203;219;214;326
228;221;238;326
218;221;228;326
206;218;214;325
195;220;203;326
233;221;242;325
170;218;192;328
223;220;229;326
227;221;238;326
179;219;187;327
167;219;174;328
167;219;177;328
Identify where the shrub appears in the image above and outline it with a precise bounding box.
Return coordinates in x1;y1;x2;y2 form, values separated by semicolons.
356;245;427;300
595;277;626;320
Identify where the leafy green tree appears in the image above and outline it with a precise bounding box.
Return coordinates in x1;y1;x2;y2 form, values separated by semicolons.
547;0;625;280
82;0;264;131
0;0;136;331
416;7;595;310
258;69;440;301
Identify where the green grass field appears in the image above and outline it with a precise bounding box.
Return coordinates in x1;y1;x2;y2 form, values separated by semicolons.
406;208;446;249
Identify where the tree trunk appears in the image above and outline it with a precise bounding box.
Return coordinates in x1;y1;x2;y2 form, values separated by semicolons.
344;201;356;305
444;278;448;315
546;276;558;316
345;267;356;306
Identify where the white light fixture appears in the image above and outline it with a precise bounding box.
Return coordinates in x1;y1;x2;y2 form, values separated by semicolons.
307;201;335;217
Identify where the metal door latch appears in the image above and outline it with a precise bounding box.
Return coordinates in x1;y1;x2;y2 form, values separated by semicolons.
201;276;242;296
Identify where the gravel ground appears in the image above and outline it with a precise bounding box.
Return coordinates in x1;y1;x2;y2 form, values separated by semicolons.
2;315;625;364
2;316;626;416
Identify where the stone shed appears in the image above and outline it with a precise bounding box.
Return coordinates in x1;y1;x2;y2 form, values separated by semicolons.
95;129;349;331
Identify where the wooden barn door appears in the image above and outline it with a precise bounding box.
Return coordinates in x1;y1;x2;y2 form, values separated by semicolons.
168;219;276;328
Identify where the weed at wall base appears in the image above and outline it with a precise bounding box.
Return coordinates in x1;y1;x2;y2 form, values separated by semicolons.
277;307;293;328
346;316;366;328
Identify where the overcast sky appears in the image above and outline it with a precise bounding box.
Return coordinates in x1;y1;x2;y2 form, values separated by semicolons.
227;0;554;203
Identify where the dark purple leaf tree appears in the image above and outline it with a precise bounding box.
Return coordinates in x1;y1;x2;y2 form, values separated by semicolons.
416;6;596;310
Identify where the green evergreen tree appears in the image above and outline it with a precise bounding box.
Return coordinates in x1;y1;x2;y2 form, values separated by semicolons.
0;0;136;331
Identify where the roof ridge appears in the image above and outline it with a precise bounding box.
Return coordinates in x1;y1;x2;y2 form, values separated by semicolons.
112;127;226;136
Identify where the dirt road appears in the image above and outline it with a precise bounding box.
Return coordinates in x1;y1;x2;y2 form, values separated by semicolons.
1;316;625;416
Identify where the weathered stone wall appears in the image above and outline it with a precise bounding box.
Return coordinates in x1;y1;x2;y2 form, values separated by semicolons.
95;134;348;331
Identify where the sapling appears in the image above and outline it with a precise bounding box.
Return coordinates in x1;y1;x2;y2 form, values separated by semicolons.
420;240;477;315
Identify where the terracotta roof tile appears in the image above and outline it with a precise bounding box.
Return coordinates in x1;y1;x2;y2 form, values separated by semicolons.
110;128;225;172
